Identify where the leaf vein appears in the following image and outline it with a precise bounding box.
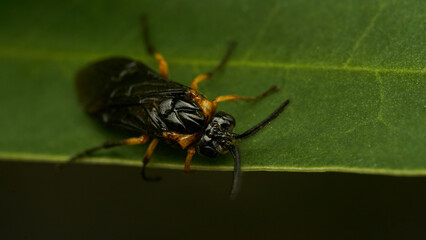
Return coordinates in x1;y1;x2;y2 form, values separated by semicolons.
0;47;424;75
241;1;281;61
375;71;392;129
343;4;386;67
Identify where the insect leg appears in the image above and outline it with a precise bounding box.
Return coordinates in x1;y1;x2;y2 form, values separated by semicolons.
141;14;169;78
63;135;150;166
213;85;278;104
184;145;196;173
190;41;237;90
141;138;161;181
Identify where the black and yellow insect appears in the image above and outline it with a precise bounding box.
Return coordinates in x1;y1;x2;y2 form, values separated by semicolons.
68;16;290;197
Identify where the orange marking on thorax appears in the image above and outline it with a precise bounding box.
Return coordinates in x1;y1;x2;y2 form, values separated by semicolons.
187;90;217;121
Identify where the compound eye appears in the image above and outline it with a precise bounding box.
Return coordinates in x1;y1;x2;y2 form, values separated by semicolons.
219;121;229;129
219;117;235;130
199;145;218;158
223;114;235;125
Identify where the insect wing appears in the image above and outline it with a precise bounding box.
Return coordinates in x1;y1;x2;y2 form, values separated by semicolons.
75;57;205;136
75;57;188;113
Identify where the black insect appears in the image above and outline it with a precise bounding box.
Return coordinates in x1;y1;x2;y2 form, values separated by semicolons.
67;15;290;197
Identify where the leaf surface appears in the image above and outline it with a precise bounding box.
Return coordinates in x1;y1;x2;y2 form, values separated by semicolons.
0;0;425;175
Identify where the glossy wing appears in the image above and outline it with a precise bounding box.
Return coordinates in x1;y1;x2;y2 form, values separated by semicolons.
75;57;188;113
75;57;205;136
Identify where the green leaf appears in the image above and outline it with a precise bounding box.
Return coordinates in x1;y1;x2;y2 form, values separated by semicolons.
0;0;425;175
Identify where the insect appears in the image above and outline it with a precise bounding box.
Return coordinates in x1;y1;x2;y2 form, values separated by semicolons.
67;15;290;197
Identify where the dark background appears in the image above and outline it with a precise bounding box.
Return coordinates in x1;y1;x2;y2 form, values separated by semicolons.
1;162;425;239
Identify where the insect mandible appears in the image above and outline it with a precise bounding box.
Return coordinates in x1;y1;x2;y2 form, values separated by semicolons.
66;15;290;197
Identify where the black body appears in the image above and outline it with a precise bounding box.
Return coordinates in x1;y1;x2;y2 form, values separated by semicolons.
69;16;291;199
76;57;206;137
197;112;236;158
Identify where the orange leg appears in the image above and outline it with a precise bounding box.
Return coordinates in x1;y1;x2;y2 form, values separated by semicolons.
153;53;169;78
190;74;210;90
184;145;196;173
190;41;237;90
141;138;160;181
213;86;279;104
124;135;151;145
141;15;169;78
64;135;150;165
